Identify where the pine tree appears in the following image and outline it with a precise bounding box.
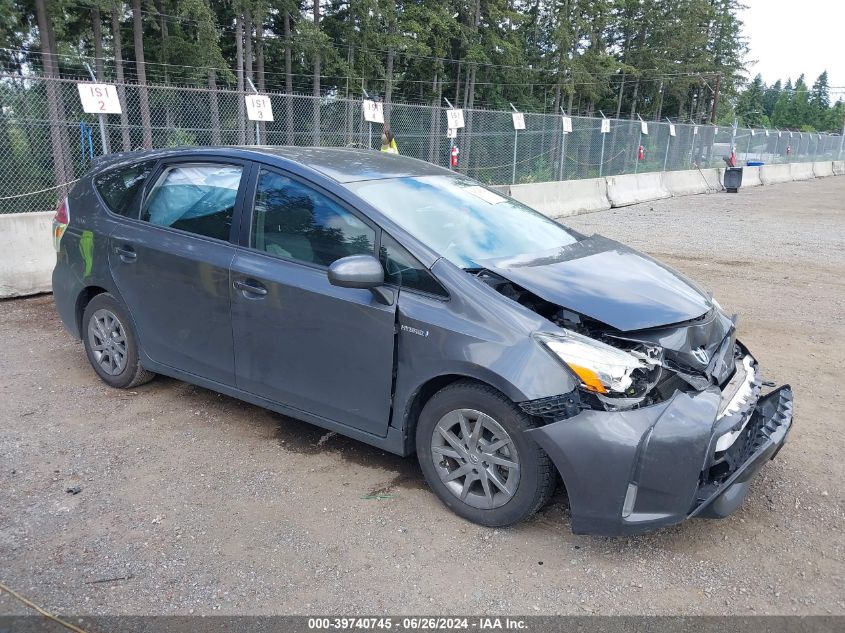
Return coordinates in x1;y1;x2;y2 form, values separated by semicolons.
737;74;765;127
762;79;781;119
809;71;830;130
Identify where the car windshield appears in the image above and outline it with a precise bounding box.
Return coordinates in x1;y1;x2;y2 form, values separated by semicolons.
347;175;579;269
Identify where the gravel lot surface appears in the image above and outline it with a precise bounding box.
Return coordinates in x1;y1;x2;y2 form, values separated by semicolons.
1;177;843;616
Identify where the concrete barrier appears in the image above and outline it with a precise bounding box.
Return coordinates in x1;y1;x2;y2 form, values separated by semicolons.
488;184;511;196
508;178;610;218
790;162;816;181
759;163;793;185
835;161;845;176
0;212;54;298
606;172;670;208
812;161;835;178
661;168;720;197
740;166;762;187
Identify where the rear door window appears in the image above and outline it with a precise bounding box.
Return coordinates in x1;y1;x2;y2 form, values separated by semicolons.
94;161;156;217
142;163;243;242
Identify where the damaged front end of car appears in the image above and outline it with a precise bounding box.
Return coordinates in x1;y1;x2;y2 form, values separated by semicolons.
473;239;793;535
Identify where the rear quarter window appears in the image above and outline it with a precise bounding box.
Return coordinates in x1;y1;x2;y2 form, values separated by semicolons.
94;161;156;217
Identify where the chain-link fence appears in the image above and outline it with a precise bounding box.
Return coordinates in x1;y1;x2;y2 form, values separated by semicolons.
2;72;843;214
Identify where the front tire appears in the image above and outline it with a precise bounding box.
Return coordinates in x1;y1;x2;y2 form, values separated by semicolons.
416;380;555;527
82;293;154;389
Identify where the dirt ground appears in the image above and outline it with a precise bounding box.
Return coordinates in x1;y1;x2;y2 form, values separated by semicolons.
1;176;843;616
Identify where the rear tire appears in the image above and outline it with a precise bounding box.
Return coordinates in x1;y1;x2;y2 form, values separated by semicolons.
82;293;154;389
416;380;555;527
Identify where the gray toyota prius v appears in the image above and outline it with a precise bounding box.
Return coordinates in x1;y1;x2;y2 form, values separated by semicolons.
51;147;793;535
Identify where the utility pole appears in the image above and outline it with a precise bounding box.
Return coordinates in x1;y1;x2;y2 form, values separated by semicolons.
710;74;721;124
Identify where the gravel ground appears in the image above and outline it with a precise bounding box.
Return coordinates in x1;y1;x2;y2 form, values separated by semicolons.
1;177;843;616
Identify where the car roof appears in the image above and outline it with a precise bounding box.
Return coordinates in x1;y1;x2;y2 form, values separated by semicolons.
91;146;454;184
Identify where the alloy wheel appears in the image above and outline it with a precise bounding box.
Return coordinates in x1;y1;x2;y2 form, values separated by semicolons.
431;408;520;509
87;308;128;376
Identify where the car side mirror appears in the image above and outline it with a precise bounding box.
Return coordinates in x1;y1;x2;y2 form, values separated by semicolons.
328;255;394;305
328;255;384;288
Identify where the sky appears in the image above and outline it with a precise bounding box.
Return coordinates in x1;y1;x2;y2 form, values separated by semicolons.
739;0;845;102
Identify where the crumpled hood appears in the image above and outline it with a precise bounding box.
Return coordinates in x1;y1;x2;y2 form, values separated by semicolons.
480;234;713;332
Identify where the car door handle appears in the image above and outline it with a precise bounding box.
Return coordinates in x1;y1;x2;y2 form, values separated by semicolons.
233;279;268;297
115;245;137;263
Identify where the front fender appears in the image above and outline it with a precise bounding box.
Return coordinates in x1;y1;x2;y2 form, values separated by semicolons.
390;272;577;454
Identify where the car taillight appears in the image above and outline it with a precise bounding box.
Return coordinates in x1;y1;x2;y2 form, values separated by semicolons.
55;198;69;224
53;197;69;252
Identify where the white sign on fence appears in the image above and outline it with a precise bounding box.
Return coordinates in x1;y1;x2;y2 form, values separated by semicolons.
446;109;465;129
750;128;755;136
693;125;699;135
668;123;676;137
77;83;122;114
362;99;384;123
512;112;526;130
446;127;457;139
600;118;610;134
561;116;572;133
245;95;274;121
765;129;770;137
640;120;648;135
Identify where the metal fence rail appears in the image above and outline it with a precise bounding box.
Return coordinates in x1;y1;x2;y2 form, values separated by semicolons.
1;73;843;214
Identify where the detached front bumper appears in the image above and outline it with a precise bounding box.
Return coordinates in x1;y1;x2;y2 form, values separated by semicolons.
525;359;793;536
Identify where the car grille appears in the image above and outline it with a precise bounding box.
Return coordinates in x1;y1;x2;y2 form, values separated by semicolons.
519;393;580;420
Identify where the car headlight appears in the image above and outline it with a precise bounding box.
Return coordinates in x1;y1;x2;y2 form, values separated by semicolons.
534;330;662;400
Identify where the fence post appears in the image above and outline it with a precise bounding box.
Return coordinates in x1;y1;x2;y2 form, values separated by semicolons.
705;124;716;166
598;112;607;178
746;129;752;163
730;117;737;157
839;123;844;160
662;118;672;171
362;90;373;149
559;108;567;181
84;63;109;155
247;78;260;145
688;126;695;167
634;115;643;174
510;103;519;185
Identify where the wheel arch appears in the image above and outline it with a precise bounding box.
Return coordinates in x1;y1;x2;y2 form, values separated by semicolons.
399;371;527;456
75;284;134;339
75;285;110;337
